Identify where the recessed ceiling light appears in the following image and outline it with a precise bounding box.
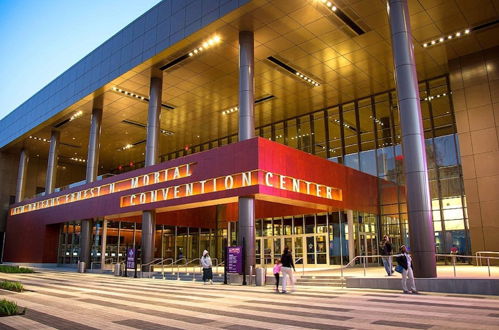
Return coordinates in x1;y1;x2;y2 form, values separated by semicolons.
121;119;174;136
161;35;222;71
69;111;83;121
221;95;276;115
422;19;499;48
318;1;365;35
118;139;146;151
112;87;175;110
28;135;50;143
267;57;320;87
70;157;86;163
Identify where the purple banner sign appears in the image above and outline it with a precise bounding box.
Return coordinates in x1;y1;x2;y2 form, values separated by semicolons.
126;248;136;269
227;246;242;274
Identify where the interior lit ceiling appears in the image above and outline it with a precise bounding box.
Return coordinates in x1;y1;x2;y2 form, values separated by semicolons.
8;0;499;173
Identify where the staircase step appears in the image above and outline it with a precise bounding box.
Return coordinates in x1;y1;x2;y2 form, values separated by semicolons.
299;276;345;279
297;278;344;282
297;282;344;286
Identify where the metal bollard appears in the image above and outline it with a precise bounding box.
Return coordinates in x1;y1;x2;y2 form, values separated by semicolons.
487;257;491;277
363;257;366;277
452;257;456;277
78;261;86;273
255;268;265;286
114;263;121;276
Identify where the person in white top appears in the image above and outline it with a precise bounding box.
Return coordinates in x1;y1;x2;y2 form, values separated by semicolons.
395;245;418;294
201;250;213;285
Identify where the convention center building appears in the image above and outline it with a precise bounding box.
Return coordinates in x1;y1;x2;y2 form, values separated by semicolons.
1;0;498;277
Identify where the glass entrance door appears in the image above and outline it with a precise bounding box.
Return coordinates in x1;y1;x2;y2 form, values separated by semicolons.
256;238;274;266
294;236;304;265
162;228;175;260
263;238;273;265
257;234;328;266
306;236;315;264
358;232;377;260
304;234;328;265
316;235;328;264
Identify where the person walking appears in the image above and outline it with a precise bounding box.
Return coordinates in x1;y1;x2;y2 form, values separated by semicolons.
280;247;295;294
395;245;418;294
201;250;213;285
380;235;393;276
273;259;282;293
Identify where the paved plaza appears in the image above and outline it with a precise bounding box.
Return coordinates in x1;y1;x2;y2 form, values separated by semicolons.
0;271;497;329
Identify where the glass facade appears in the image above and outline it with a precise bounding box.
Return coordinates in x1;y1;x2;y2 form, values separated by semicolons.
57;220;226;267
58;75;469;266
254;212;378;267
158;75;468;257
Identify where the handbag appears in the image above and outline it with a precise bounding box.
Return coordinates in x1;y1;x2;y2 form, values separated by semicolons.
395;265;404;273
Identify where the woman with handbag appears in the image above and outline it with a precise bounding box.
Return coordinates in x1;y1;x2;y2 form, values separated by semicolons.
395;245;418;294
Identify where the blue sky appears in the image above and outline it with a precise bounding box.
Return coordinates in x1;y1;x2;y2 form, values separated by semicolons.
0;0;162;120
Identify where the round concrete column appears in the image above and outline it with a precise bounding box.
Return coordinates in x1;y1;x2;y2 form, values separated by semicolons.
15;149;29;203
145;76;162;167
237;197;256;276
141;74;162;269
45;129;60;194
387;0;436;277
81;101;103;269
79;219;93;268
86;107;103;183
237;31;256;277
238;31;255;141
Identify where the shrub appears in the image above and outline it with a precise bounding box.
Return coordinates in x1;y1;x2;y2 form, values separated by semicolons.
0;265;34;273
0;281;23;292
0;299;19;316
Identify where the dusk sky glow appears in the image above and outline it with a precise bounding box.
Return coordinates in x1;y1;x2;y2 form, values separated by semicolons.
0;0;161;119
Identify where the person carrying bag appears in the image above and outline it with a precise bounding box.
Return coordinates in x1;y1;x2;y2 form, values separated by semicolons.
395;245;418;294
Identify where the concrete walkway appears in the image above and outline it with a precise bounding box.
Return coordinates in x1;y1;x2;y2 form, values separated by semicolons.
0;270;497;329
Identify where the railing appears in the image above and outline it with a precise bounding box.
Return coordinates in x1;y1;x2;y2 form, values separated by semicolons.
341;254;383;277
159;258;174;279
115;253;498;280
475;251;499;266
137;257;175;278
337;254;498;278
436;254;499;277
214;259;224;274
170;258;187;280
90;257;115;270
295;257;305;276
138;258;162;277
185;258;200;281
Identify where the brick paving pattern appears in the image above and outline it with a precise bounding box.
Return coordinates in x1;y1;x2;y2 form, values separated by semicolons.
0;270;497;329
